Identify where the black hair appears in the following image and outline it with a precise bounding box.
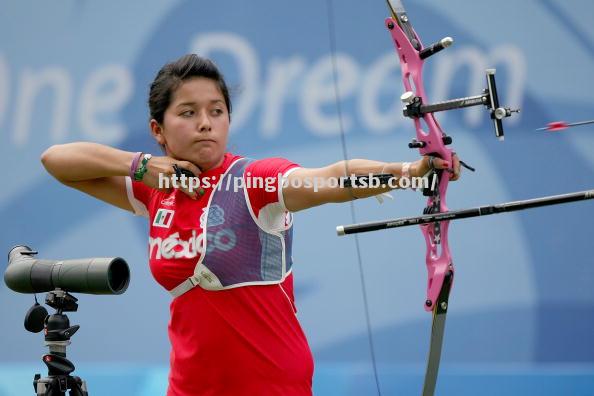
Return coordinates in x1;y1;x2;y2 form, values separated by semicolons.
148;54;232;125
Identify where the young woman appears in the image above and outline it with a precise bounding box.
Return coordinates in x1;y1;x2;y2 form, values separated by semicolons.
41;54;460;396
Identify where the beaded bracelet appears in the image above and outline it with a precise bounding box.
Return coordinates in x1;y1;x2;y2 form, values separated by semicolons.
133;153;152;181
129;152;143;179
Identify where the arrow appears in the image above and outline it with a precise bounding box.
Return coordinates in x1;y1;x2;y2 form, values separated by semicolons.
536;119;594;132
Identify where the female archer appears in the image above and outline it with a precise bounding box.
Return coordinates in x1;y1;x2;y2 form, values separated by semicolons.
41;54;460;396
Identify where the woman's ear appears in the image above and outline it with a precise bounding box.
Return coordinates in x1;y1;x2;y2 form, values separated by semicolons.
149;119;166;146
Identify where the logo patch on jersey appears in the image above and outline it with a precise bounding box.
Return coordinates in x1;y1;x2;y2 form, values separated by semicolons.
161;195;176;207
153;209;174;228
206;204;225;227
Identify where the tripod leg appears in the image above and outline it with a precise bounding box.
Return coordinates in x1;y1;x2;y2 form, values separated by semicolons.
41;377;67;396
33;375;51;396
68;376;88;396
34;374;43;396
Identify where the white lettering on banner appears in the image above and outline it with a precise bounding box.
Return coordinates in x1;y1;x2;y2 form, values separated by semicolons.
360;53;405;133
3;52;131;147
261;57;306;137
301;53;359;135
3;33;526;146
191;32;259;131
149;229;237;259
187;33;524;135
13;67;71;146
79;64;133;144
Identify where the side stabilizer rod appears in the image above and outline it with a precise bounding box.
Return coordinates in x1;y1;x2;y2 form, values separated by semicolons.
337;189;594;235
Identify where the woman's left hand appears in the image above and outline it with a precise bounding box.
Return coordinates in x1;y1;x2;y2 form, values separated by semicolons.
412;153;462;181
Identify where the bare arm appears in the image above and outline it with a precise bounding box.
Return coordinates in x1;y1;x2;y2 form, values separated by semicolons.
283;156;458;212
41;143;138;212
41;142;202;212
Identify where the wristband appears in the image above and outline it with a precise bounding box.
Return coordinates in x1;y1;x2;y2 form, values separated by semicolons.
401;162;411;179
134;153;152;181
129;152;143;179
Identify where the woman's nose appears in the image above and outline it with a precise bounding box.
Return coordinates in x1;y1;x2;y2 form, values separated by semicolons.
197;110;211;132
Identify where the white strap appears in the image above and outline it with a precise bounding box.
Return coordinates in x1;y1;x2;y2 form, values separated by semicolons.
169;274;201;298
401;162;412;179
374;192;394;204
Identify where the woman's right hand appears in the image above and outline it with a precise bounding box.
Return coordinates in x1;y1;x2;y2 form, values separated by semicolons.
141;155;203;199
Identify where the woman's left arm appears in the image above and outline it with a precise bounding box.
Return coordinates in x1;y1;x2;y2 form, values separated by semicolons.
282;155;460;212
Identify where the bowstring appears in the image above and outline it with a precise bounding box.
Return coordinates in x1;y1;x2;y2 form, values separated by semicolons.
325;0;382;394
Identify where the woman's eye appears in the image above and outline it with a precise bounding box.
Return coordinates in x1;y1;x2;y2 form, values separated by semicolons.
181;110;194;117
211;108;224;116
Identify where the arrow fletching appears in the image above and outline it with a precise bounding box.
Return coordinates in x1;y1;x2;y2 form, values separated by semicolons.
536;119;594;132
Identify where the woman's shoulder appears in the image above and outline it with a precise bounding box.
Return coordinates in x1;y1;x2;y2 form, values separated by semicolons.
236;154;300;174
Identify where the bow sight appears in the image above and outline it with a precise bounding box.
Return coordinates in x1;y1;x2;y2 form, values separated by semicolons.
400;69;520;143
386;0;519;143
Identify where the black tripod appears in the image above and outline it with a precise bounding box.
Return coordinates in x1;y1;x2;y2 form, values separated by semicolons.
31;290;89;396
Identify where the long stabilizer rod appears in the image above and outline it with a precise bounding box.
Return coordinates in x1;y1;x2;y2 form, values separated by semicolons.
337;189;594;236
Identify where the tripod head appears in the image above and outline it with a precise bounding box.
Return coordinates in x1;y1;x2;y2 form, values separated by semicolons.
46;289;79;313
43;290;80;353
24;289;80;349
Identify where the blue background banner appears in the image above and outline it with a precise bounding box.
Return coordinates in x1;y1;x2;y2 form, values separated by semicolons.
1;0;593;395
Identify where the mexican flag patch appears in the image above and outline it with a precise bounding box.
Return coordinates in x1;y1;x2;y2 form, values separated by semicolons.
153;209;174;228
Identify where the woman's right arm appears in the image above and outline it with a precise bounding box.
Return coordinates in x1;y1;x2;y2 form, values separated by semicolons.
41;142;203;211
41;142;137;213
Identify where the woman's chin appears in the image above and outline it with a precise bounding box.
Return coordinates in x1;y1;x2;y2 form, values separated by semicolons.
192;151;224;171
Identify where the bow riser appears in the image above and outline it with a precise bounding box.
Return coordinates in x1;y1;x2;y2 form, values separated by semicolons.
386;17;454;312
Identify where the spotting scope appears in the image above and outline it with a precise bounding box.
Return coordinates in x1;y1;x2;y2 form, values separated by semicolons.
5;245;130;295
